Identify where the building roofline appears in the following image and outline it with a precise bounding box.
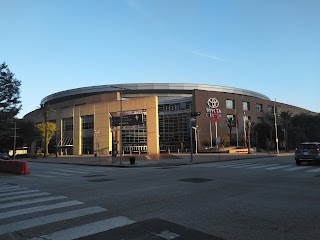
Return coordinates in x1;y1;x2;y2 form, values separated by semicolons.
41;83;271;105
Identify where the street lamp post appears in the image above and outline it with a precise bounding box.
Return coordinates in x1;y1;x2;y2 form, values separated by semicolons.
109;85;125;165
11;122;17;160
192;126;198;154
274;105;279;155
120;87;123;165
94;129;100;164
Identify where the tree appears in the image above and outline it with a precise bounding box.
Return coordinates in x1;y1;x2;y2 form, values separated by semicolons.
226;117;236;144
39;103;56;157
279;111;292;152
36;122;57;156
18;120;41;151
0;62;21;121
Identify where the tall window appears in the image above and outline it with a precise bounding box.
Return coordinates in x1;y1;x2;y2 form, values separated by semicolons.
226;99;235;109
81;115;94;154
256;103;263;112
242;101;250;111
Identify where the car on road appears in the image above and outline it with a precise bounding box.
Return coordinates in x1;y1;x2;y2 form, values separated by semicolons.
295;142;320;165
0;152;10;160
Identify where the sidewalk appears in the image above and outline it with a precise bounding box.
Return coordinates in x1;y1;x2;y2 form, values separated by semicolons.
25;151;294;168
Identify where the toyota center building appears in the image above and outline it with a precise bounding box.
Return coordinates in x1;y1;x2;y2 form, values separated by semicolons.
24;83;312;156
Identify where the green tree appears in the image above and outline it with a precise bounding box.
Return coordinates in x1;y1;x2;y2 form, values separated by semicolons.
0;62;21;121
279;111;292;152
39;103;56;157
36;122;57;156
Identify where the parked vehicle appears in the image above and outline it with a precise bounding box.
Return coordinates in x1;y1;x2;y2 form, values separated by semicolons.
295;142;320;165
0;152;10;160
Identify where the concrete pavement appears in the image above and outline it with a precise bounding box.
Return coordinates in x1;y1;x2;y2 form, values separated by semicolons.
25;151;294;167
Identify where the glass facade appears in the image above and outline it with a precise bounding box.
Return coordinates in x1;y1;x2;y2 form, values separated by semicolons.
158;101;191;151
121;113;147;153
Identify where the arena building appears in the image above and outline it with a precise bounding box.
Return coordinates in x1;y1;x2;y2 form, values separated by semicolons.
24;83;313;156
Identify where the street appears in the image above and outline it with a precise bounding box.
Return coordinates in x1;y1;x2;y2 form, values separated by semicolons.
1;155;320;240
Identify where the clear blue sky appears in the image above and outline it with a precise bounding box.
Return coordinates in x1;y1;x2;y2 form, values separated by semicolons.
1;0;319;118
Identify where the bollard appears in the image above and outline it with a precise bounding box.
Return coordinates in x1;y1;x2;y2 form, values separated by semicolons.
168;149;170;154
178;149;180;154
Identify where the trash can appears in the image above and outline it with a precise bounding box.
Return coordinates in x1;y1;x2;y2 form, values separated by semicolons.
130;157;135;164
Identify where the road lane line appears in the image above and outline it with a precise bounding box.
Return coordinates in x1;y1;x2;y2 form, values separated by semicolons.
0;192;51;202
0;200;84;220
229;164;266;168
30;216;136;240
0;196;67;209
29;174;56;178
0;206;107;235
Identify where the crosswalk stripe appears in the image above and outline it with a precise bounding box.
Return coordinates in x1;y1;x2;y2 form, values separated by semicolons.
30;216;136;240
0;206;106;235
216;163;245;168
40;172;74;176
0;196;67;209
54;169;91;174
247;164;279;169
0;186;25;191
265;165;293;170
229;163;265;168
284;166;311;171
305;168;320;173
29;174;56;178
0;189;40;197
0;200;84;220
0;192;51;202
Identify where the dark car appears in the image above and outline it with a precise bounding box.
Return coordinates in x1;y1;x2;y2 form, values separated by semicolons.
0;152;10;160
295;142;320;165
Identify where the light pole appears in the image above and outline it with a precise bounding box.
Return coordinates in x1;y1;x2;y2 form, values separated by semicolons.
192;126;198;154
94;129;100;164
10;122;18;160
109;85;124;165
274;105;279;155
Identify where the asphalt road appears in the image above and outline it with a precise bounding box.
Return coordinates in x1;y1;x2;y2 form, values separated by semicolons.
1;156;320;240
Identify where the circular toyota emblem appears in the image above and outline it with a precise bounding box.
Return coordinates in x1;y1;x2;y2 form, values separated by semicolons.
207;98;219;108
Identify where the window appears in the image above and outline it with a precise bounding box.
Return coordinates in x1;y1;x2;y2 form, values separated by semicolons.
256;103;263;112
267;105;274;113
242;101;250;111
226;99;235;109
63;117;73;132
82;115;94;129
82;136;94;154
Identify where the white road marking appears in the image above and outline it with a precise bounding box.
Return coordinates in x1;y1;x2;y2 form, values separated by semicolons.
30;216;136;240
247;164;279;169
284;166;311;171
0;192;51;202
0;195;67;209
0;189;40;197
265;165;293;170
0;186;25;191
0;200;84;220
0;206;107;235
305;168;320;173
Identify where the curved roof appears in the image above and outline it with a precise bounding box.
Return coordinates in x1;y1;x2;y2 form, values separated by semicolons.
41;83;270;105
